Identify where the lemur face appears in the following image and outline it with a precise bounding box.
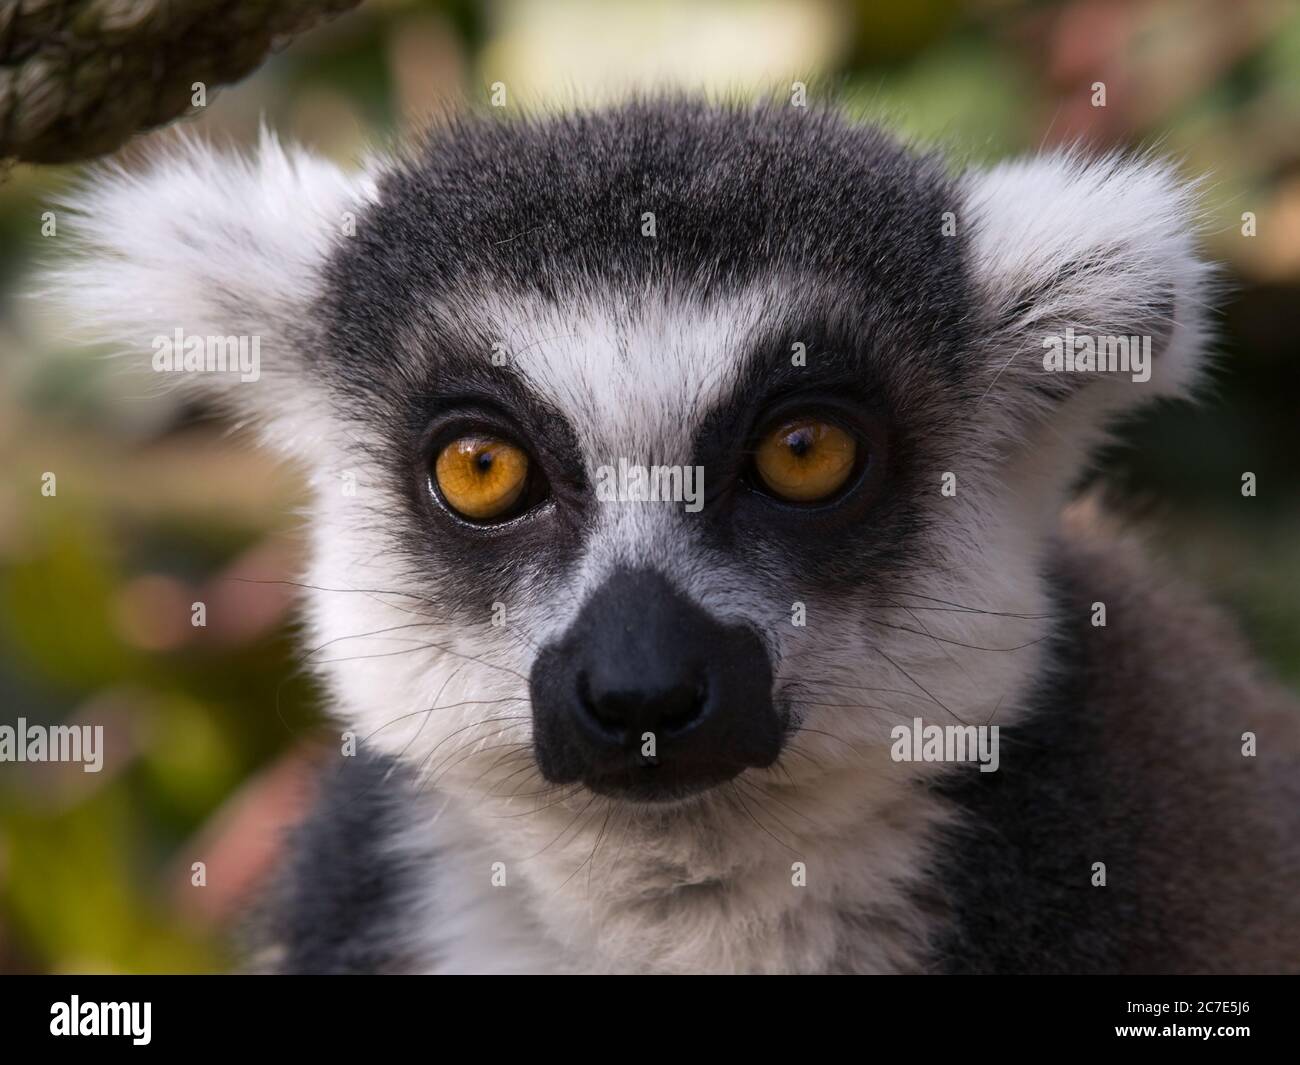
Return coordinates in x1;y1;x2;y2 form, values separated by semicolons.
331;280;933;803
58;101;1209;824
308;103;1010;805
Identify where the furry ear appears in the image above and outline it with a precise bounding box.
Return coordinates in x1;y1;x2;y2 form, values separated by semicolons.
962;151;1215;430
44;130;375;455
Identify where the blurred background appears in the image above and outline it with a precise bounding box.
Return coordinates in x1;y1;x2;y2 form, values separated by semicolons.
0;0;1297;973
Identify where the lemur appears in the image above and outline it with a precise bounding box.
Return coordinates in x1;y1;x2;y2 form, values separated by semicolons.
53;99;1300;974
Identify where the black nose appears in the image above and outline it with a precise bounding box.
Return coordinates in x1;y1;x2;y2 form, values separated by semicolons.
577;667;708;742
530;568;782;800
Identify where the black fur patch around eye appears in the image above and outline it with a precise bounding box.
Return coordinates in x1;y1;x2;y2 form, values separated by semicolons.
683;313;952;602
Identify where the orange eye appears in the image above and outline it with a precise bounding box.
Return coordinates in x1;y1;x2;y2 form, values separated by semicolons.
434;435;531;520
754;418;858;503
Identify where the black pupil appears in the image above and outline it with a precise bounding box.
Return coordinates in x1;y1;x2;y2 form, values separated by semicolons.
475;449;495;473
786;428;814;457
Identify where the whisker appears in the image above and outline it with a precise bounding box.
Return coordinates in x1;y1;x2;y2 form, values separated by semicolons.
867;643;972;726
862;613;1049;652
458;743;538;795
868;590;1052;619
314;640;530;683
735;775;817;828
494;784;585;814
363;707;528;747
418;733;532;795
406;716;532;792
779;743;827;773
520;793;601;862
485;757;545;798
788;725;867;757
723;781;799;855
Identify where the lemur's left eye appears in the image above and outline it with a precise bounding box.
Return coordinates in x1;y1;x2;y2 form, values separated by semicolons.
434;434;532;521
753;417;858;503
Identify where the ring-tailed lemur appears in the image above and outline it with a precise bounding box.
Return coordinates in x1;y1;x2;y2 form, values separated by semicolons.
52;99;1300;974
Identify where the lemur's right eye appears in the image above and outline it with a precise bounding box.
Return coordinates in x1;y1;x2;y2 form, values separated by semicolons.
433;434;532;521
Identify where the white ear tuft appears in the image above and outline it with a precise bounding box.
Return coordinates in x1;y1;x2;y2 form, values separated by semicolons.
41;129;376;451
964;151;1216;412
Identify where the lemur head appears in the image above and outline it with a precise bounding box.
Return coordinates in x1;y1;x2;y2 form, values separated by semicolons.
56;100;1210;820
